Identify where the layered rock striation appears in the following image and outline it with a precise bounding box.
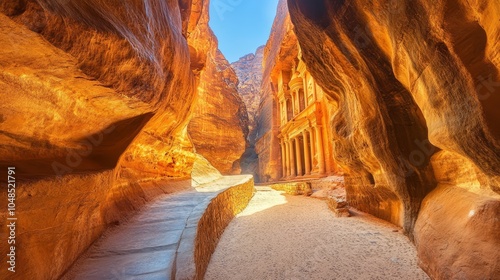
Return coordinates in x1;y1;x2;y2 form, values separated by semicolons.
187;3;248;175
285;0;500;278
188;45;249;175
231;46;265;178
0;0;248;279
231;46;265;142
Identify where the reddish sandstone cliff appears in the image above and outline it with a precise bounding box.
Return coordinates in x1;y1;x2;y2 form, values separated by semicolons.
286;0;500;278
188;46;249;175
253;0;295;182
0;0;246;279
187;1;248;175
188;24;248;174
231;46;264;178
231;46;265;142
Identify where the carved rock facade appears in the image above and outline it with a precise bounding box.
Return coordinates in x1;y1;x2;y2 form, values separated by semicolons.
255;0;339;183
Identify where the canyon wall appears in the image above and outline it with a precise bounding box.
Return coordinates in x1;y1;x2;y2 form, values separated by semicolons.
188;51;249;176
231;46;265;142
187;6;248;175
231;46;264;178
253;0;295;182
0;0;247;279
286;0;500;279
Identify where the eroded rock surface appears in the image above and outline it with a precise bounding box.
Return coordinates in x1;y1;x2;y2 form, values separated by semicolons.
187;2;248;175
253;0;295;182
415;184;500;279
285;0;500;278
231;46;265;141
0;0;248;279
231;46;265;178
188;46;249;175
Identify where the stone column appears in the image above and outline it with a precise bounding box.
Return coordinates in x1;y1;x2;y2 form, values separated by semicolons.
312;78;318;101
280;140;286;178
280;101;284;125
302;76;308;107
291;92;296;116
285;140;290;177
308;128;316;170
289;139;296;177
295;137;303;176
293;91;300;117
314;126;326;174
284;100;288;124
302;130;311;175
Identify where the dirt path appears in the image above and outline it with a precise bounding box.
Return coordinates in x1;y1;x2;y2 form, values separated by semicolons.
205;186;429;280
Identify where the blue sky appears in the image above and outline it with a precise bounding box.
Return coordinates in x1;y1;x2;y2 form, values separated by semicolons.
209;0;280;63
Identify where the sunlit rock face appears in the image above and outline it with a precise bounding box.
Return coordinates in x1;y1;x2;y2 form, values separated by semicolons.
1;0;201;180
253;0;294;182
187;8;249;174
257;2;340;183
231;46;265;142
287;0;500;278
191;154;223;187
188;47;249;175
0;0;243;279
231;46;265;178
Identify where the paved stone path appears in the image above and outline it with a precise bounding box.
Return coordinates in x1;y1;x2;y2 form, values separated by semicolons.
63;175;251;280
205;186;430;280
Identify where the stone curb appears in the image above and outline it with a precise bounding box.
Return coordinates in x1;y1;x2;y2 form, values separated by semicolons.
174;176;255;280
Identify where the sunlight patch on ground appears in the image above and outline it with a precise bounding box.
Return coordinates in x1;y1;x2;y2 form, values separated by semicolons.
237;186;288;217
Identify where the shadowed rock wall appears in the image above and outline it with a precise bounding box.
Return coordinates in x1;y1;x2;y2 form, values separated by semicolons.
231;46;265;143
286;0;500;278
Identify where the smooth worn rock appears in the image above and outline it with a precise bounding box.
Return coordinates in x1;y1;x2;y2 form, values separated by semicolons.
286;0;500;278
231;46;265;178
188;5;249;175
188;48;249;175
414;185;500;279
0;0;248;279
191;154;223;187
231;46;265;143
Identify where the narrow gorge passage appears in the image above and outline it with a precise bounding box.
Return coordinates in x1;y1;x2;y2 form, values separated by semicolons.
1;0;499;279
205;187;429;280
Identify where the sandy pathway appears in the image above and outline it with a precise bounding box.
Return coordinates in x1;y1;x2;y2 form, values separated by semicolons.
205;186;429;280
